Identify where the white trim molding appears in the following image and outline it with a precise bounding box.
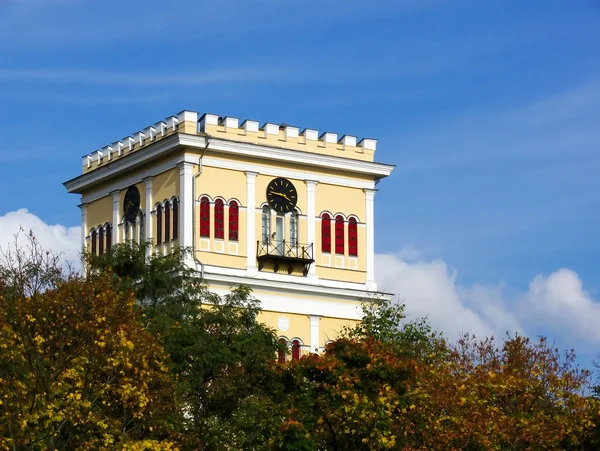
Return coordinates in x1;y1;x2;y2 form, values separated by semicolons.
364;188;376;290
245;171;258;273
111;190;120;245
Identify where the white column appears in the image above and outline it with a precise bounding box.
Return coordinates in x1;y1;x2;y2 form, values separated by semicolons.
309;315;320;353
79;202;87;251
245;171;258;272
144;177;153;250
111;190;120;245
364;188;376;290
305;180;318;277
178;161;194;266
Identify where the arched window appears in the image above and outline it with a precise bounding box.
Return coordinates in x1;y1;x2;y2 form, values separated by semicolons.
321;213;331;253
290;210;299;247
91;229;97;255
165;202;171;242
335;215;345;255
200;197;210;237
261;206;271;244
229;200;239;241
105;223;112;251
156;204;163;245
214;199;224;239
172;199;179;240
278;338;287;363
98;226;104;255
291;339;301;361
348;217;358;257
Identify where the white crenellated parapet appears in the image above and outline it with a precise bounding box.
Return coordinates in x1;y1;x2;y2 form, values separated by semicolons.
144;126;156;142
102;145;113;160
358;138;377;152
166;115;179;131
112;141;124;156
284;125;299;140
320;132;338;145
125;136;135;151
241;119;259;135
220;116;239;132
301;128;319;144
82;110;379;172
339;135;357;150
199;113;218;132
133;131;145;147
155;121;167;137
262;123;279;138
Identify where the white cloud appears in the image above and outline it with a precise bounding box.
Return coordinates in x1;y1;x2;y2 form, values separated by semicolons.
0;209;81;269
376;252;600;352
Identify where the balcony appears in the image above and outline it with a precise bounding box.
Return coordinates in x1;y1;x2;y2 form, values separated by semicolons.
256;240;314;276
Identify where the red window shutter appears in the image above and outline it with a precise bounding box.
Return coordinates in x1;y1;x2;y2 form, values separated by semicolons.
91;229;97;255
278;338;287;363
348;217;358;256
292;340;301;361
200;197;210;237
335;215;345;255
172;199;178;240
165;203;171;242
156;205;163;244
98;227;104;255
229;201;239;241
214;199;224;239
106;224;112;251
321;214;331;253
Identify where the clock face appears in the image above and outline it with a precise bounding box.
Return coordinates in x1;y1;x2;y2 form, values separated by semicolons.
266;177;298;214
123;186;141;222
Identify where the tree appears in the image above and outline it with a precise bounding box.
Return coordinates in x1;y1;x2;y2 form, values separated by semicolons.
0;233;178;450
88;242;280;449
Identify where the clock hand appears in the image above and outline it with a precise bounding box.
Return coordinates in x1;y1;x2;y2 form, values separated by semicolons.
269;191;291;201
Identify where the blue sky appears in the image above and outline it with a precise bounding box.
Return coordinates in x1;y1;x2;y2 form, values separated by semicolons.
1;0;599;366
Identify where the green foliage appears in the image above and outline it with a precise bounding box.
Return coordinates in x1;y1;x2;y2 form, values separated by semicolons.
0;234;177;450
88;242;279;449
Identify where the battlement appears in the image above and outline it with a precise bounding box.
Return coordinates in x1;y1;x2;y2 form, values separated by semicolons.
82;110;378;173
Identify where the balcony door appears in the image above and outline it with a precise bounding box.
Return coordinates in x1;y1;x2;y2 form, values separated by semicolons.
275;215;284;255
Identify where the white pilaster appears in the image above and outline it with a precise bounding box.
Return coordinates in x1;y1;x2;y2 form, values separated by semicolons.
144;177;153;249
309;315;320;353
305;180;318;277
245;171;258;272
79;202;87;250
111;190;120;245
364;189;376;290
178;161;195;266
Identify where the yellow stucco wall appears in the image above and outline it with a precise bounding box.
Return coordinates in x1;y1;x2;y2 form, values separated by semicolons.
196;166;246;204
153;168;179;205
320;317;358;344
87;195;112;230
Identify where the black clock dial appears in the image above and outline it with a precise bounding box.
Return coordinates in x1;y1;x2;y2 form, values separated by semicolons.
266;177;298;214
123;186;141;222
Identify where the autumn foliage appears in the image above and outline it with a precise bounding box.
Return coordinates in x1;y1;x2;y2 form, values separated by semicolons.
0;235;599;450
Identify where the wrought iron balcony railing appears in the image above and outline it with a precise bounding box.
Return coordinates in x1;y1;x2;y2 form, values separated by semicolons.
256;240;314;276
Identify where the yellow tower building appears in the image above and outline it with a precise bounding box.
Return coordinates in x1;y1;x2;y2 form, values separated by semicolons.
64;111;394;358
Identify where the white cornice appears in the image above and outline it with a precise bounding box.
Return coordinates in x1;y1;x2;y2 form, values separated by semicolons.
201;267;392;302
64;134;183;194
65;133;394;195
182;134;395;179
